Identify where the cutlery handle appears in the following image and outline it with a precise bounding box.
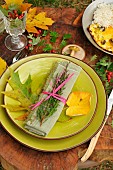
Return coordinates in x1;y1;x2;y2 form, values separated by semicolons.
81;116;107;162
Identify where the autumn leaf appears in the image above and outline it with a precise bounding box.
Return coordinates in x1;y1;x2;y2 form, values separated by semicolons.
4;0;24;6
26;8;54;33
2;0;32;12
20;3;32;12
2;70;37;111
66;91;91;116
15;112;29;121
0;57;7;77
1;104;28;111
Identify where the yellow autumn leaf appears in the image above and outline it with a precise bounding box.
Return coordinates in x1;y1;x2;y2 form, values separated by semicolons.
26;25;38;34
1;4;8;9
4;0;23;6
0;57;7;77
26;9;54;33
66;91;91;116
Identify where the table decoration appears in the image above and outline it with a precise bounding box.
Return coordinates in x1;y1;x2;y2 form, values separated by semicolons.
0;0;32;51
3;56;97;139
0;54;106;151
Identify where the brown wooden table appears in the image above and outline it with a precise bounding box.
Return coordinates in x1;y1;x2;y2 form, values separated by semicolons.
0;7;113;170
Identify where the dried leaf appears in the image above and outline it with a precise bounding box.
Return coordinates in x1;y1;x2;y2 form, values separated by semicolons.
0;57;7;77
26;9;54;33
15;112;29;121
66;91;91;116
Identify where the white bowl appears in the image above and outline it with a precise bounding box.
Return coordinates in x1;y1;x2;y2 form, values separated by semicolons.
82;0;113;55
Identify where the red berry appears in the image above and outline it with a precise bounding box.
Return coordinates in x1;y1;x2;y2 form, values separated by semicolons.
25;46;28;49
21;13;24;17
28;43;32;47
15;14;19;18
107;74;111;81
13;10;17;14
34;33;39;37
108;71;113;76
29;39;32;43
18;15;22;19
8;12;13;18
38;29;42;34
51;49;56;53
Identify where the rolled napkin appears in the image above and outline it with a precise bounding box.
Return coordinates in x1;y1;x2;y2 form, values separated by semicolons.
25;61;82;136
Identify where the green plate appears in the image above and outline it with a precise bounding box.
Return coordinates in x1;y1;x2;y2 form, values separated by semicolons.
4;57;97;139
0;54;106;151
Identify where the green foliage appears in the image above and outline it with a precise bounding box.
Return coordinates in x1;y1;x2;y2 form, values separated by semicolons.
60;33;71;49
92;56;113;95
50;31;59;43
2;70;37;111
43;44;53;52
0;6;8;16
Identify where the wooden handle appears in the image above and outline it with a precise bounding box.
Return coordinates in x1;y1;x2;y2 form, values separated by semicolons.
81;116;108;162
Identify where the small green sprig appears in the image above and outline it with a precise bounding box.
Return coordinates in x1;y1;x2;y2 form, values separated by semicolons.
36;66;69;125
50;31;59;43
60;33;72;49
90;55;113;95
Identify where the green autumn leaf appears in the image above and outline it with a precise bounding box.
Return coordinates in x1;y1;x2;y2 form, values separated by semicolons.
2;90;31;107
1;104;28;111
2;70;37;111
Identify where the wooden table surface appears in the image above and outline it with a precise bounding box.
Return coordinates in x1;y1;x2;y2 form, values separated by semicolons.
0;7;113;170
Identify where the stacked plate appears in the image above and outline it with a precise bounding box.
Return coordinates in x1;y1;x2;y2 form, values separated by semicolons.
0;54;106;152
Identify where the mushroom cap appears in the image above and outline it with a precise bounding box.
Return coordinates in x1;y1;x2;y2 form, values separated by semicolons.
62;44;85;60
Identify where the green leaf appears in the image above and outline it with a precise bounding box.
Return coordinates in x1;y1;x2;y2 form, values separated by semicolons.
63;33;71;40
50;31;59;37
107;63;113;72
42;30;49;36
27;34;34;39
37;39;46;46
8;71;32;99
32;37;41;45
60;39;67;49
89;55;98;62
8;3;20;10
50;31;59;43
0;6;8;16
2;70;38;112
43;44;53;52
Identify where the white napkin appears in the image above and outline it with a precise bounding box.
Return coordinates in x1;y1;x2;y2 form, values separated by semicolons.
25;61;82;136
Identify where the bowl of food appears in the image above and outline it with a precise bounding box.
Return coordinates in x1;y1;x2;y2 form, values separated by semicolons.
82;0;113;55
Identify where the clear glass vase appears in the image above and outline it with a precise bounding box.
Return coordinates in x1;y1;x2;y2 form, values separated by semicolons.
5;11;27;51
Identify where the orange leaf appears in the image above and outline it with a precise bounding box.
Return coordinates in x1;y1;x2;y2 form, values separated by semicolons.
15;112;29;121
20;3;32;12
66;91;91;116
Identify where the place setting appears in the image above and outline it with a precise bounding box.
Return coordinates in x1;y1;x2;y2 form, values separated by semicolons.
0;0;112;153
